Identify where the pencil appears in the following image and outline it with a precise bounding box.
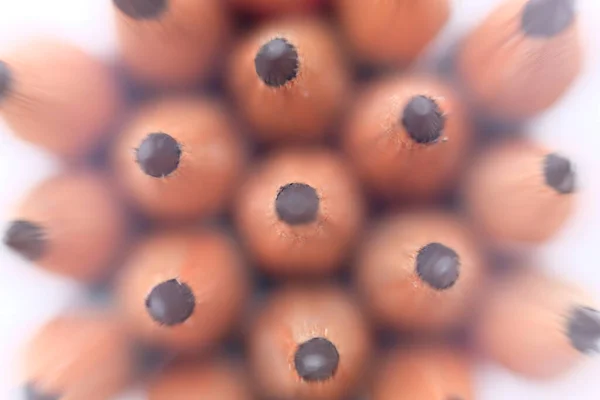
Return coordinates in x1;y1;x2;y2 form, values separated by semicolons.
118;230;248;350
3;172;125;282
464;139;577;246
227;17;350;143
235;148;364;276
356;211;483;332
113;0;230;87
230;0;325;16
249;285;370;400
342;74;471;201
457;0;583;120
22;313;133;400
475;267;600;379
113;95;245;220
148;359;252;400
335;0;451;66
372;345;473;400
0;39;121;159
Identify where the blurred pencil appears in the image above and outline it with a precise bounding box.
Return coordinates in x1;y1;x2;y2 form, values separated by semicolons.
372;345;473;400
149;359;252;400
22;313;134;400
457;0;583;120
464;139;577;246
113;0;230;87
230;0;325;16
336;0;450;66
3;172;125;283
475;267;600;379
0;39;121;159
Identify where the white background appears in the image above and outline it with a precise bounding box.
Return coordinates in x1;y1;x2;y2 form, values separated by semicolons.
0;1;598;399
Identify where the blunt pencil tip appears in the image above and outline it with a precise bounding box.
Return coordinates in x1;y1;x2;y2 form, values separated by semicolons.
113;0;167;20
401;95;445;144
255;38;299;88
4;220;46;261
136;132;181;178
567;307;600;354
521;0;575;38
544;153;576;194
24;384;59;400
0;60;12;101
416;242;460;290
275;183;320;225
145;279;196;326
294;337;340;381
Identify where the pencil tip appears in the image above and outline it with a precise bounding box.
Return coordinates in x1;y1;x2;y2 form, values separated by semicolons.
136;132;181;178
521;0;575;37
24;384;59;400
416;243;460;290
294;337;339;382
0;60;12;101
145;279;195;326
401;96;445;144
4;220;46;261
567;307;600;354
544;153;576;194
113;0;166;20
275;183;320;225
255;38;299;88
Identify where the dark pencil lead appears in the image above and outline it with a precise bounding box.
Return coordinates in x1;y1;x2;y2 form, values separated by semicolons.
401;95;446;144
4;220;46;261
275;183;320;225
255;38;300;87
0;60;13;101
521;0;576;38
416;242;460;290
544;153;576;194
294;337;340;382
136;132;182;178
145;279;196;326
113;0;167;20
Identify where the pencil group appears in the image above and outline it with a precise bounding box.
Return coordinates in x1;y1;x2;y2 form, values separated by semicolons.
1;1;596;400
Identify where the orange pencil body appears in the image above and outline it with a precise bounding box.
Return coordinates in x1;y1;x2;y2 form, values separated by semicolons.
475;267;600;380
113;96;245;221
356;211;483;332
457;0;583;120
0;39;121;159
464;139;577;246
336;0;451;66
373;345;473;400
22;314;134;400
342;74;470;202
249;286;371;400
228;18;350;143
235;148;364;276
113;0;229;87
4;172;125;282
118;230;248;351
149;360;252;400
230;0;325;16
